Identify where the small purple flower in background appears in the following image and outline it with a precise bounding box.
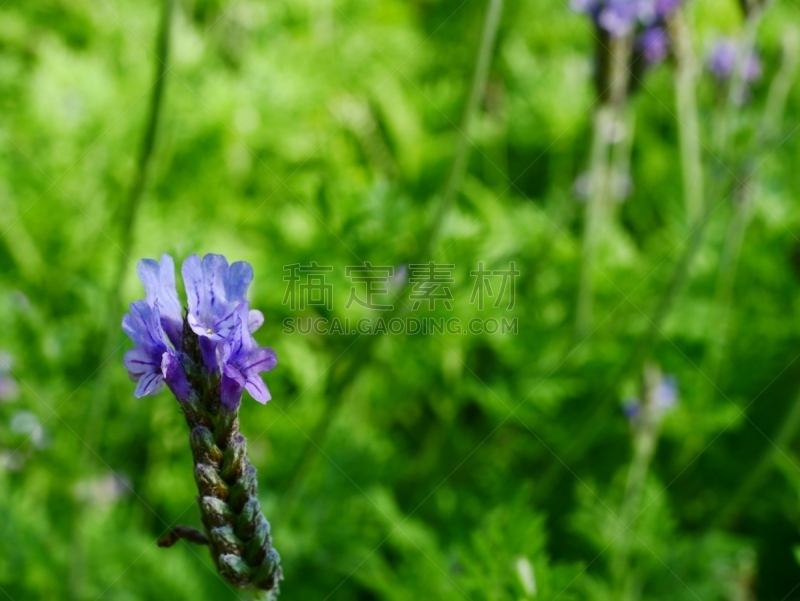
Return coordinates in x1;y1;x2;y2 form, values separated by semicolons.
622;397;641;420
653;373;678;412
654;0;682;17
572;0;683;75
598;0;641;37
742;53;762;82
708;38;762;83
640;26;669;64
708;38;738;79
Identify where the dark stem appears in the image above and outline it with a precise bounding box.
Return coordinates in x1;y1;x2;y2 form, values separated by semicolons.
171;318;283;595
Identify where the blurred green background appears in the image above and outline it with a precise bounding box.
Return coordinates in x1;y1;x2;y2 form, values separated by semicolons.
2;0;800;598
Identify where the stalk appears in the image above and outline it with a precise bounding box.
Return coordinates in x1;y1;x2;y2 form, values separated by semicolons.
668;11;704;227
575;35;633;339
708;27;800;527
611;365;667;598
699;19;795;400
157;319;282;597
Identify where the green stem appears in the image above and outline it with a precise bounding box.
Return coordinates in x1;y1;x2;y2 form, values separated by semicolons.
708;27;800;527
669;11;704;227
575;35;632;340
421;0;504;257
611;365;665;599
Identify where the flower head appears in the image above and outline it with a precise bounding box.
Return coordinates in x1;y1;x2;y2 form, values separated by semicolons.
640;26;669;64
708;38;738;79
653;373;678;411
123;253;274;409
220;303;278;411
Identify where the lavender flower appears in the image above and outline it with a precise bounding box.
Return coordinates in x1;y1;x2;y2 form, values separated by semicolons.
574;0;681;38
708;38;762;82
122;253;282;596
653;374;678;411
640;26;669;64
708;38;738;79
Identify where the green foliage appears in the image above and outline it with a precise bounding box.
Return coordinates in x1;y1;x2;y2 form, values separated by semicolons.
1;0;800;599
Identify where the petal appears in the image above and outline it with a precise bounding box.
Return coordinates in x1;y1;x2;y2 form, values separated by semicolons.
121;313;140;345
226;261;254;304
134;370;164;397
211;304;241;340
223;363;246;386
157;254;182;320
124;348;159;377
244;375;271;404
130;300;167;351
201;254;229;315
181;254;203;316
161;351;192;401
199;336;220;372
136;258;161;305
248;309;264;333
241;347;277;374
221;367;244;412
222;317;244;363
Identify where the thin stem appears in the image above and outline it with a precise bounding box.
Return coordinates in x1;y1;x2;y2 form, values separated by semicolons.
611;366;665;598
575;35;632;339
699;22;797;401
281;0;505;513
421;0;504;257
668;10;704;227
707;27;800;526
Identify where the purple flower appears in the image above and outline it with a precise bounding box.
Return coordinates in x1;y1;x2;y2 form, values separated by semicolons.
182;253;263;342
622;397;641;419
220;303;277;411
742;53;762;82
708;38;737;79
136;254;183;348
707;38;762;85
598;0;641;36
654;0;682;18
653;374;678;411
122;300;171;397
640;26;669;63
